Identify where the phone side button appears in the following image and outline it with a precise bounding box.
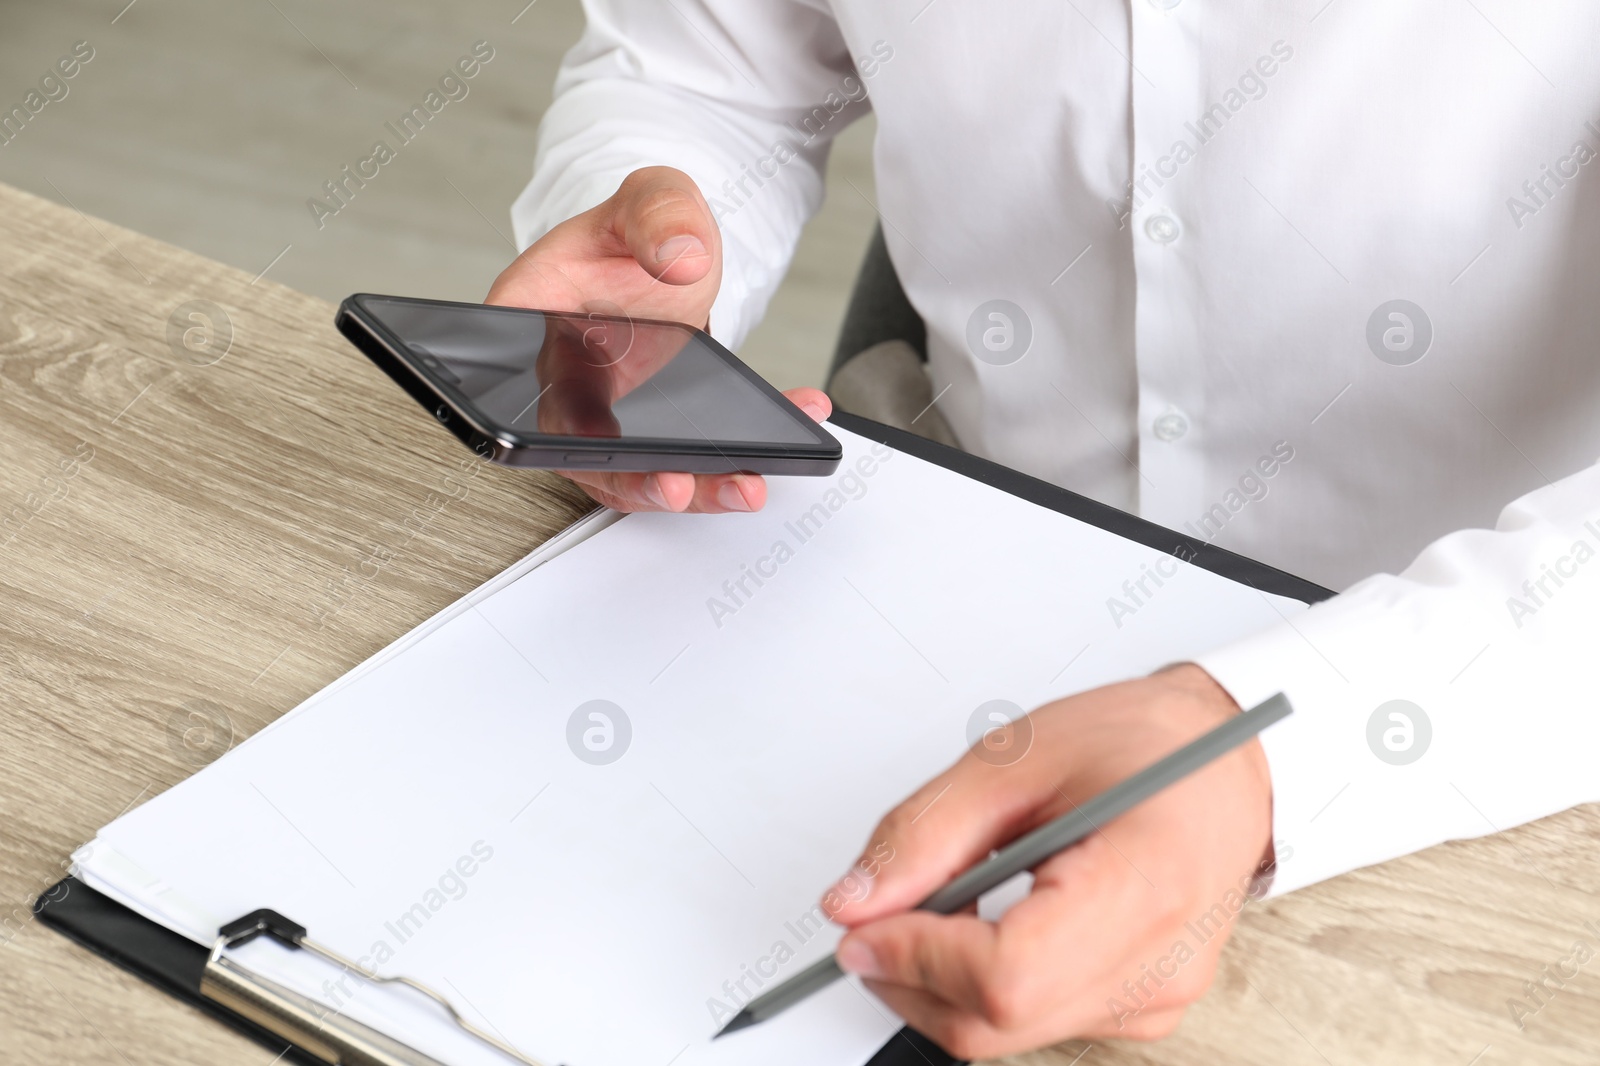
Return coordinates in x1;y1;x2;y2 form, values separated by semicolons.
562;453;613;465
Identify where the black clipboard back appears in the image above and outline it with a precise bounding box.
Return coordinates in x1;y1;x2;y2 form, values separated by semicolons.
830;412;1332;606
35;877;323;1065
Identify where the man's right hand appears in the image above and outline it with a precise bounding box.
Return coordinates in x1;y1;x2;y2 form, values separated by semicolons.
487;166;830;514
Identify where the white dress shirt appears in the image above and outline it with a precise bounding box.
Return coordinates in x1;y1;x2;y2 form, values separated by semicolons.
513;1;1600;895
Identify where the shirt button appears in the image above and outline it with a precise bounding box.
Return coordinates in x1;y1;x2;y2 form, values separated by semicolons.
1144;214;1182;244
1148;0;1183;9
1153;410;1189;441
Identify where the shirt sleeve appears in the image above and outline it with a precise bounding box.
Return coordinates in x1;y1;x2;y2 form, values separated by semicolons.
1196;457;1600;896
510;0;869;349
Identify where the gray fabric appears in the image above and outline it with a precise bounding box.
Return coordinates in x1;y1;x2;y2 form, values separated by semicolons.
828;224;926;382
826;223;957;446
827;339;959;447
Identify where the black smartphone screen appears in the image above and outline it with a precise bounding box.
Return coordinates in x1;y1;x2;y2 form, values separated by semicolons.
352;296;820;447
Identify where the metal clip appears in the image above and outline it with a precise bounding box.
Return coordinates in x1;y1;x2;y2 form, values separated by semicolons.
201;909;546;1066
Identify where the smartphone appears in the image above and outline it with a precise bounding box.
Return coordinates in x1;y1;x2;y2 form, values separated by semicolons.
335;294;841;475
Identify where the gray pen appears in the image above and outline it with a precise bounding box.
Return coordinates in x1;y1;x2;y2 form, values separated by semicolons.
715;691;1292;1037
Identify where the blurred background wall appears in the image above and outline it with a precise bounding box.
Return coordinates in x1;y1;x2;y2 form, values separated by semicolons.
0;0;877;390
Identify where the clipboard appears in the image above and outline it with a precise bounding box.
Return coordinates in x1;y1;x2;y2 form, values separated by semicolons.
36;411;1333;1066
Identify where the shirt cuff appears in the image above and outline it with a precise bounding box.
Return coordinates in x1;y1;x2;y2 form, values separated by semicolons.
1194;569;1497;897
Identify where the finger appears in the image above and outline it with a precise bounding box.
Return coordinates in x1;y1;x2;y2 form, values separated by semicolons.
684;472;767;514
783;387;831;423
859;978;1179;1060
857;980;1011;1062
607;167;718;285
562;470;695;513
565;469;770;515
839;911;997;1021
836;834;1139;1019
824;714;1083;925
847;949;1193;1057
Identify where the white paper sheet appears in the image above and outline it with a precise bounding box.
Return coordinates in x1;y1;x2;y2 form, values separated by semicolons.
77;427;1307;1066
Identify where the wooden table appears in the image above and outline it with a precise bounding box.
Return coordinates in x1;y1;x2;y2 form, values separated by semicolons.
1;180;1596;1065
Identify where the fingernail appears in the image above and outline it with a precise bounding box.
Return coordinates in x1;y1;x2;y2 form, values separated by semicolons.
643;475;669;510
717;479;753;512
836;940;882;979
654;235;706;265
798;400;826;421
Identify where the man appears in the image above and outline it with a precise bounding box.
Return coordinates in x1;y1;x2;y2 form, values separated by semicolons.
488;2;1600;1057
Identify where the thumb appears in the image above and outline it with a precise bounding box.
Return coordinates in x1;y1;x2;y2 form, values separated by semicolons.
605;166;718;285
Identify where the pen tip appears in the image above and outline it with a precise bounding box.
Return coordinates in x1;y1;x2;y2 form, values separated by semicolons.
714;1010;756;1039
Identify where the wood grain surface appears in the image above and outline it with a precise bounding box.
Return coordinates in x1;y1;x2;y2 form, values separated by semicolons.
1;181;1596;1066
0;0;877;395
